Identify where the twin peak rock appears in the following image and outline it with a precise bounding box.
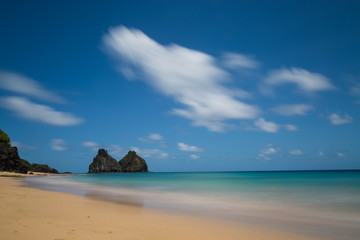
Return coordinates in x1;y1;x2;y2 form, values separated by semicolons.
89;149;148;173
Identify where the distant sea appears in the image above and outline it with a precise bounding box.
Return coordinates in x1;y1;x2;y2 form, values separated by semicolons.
24;170;360;240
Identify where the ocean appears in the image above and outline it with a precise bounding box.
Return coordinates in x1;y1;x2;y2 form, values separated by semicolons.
24;170;360;240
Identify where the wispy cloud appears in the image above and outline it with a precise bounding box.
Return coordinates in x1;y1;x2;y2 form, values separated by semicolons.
131;147;169;159
51;139;68;151
0;71;65;103
262;68;335;95
0;97;84;126
329;113;353;125
271;104;313;116
82;141;99;151
177;142;204;152
284;124;299;131
139;133;167;147
337;152;346;158
258;145;280;160
289;149;303;155
261;147;278;155
254;118;280;133
221;52;260;70
103;26;259;132
189;154;200;159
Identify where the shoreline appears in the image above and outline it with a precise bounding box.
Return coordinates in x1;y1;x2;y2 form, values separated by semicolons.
21;173;360;240
0;176;327;240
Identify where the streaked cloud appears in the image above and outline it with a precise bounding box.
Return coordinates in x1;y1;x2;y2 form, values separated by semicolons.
51;139;68;151
103;26;259;132
261;147;278;155
221;52;260;69
131;147;169;159
329;113;353;125
262;68;335;95
0;97;84;126
139;133;167;147
258;145;280;160
177;142;204;152
289;149;303;155
271;104;313;116
0;71;65;103
337;152;346;158
82;141;99;152
318;151;325;157
189;154;200;159
254;118;280;133
284;124;299;131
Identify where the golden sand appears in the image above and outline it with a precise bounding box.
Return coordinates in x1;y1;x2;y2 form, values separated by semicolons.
0;176;325;240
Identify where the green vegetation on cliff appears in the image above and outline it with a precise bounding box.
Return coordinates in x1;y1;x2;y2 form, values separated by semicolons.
0;129;10;146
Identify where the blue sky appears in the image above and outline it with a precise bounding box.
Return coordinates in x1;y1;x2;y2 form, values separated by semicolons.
0;0;359;173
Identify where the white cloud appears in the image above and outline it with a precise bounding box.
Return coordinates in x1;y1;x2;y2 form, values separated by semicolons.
83;141;99;147
147;133;163;141
329;113;353;125
263;68;335;95
221;52;259;69
258;146;280;160
261;147;278;155
82;141;99;151
271;104;313;116
103;26;259;132
11;141;37;150
318;151;325;157
284;124;299;131
177;142;204;152
139;133;167;147
289;149;303;155
0;97;83;126
51;139;67;151
189;154;200;159
131;147;169;159
337;153;346;158
254;118;280;133
0;71;65;103
258;153;271;161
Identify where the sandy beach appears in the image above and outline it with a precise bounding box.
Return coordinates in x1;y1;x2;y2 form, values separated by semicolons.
0;176;327;240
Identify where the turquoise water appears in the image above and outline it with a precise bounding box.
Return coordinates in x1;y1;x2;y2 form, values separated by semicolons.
24;170;360;240
63;170;360;210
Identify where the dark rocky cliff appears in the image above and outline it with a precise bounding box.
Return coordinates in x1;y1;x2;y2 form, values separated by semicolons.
119;151;148;172
0;129;59;174
0;129;28;173
88;149;122;173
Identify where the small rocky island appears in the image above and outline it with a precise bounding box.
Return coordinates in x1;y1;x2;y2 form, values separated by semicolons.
89;149;148;173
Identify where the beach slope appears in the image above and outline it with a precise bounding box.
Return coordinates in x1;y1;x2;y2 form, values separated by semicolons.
0;177;324;240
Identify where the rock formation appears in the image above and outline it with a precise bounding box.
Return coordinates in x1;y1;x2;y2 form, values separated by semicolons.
29;163;59;174
88;149;149;173
119;151;148;172
0;129;28;173
88;149;122;173
0;129;59;174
